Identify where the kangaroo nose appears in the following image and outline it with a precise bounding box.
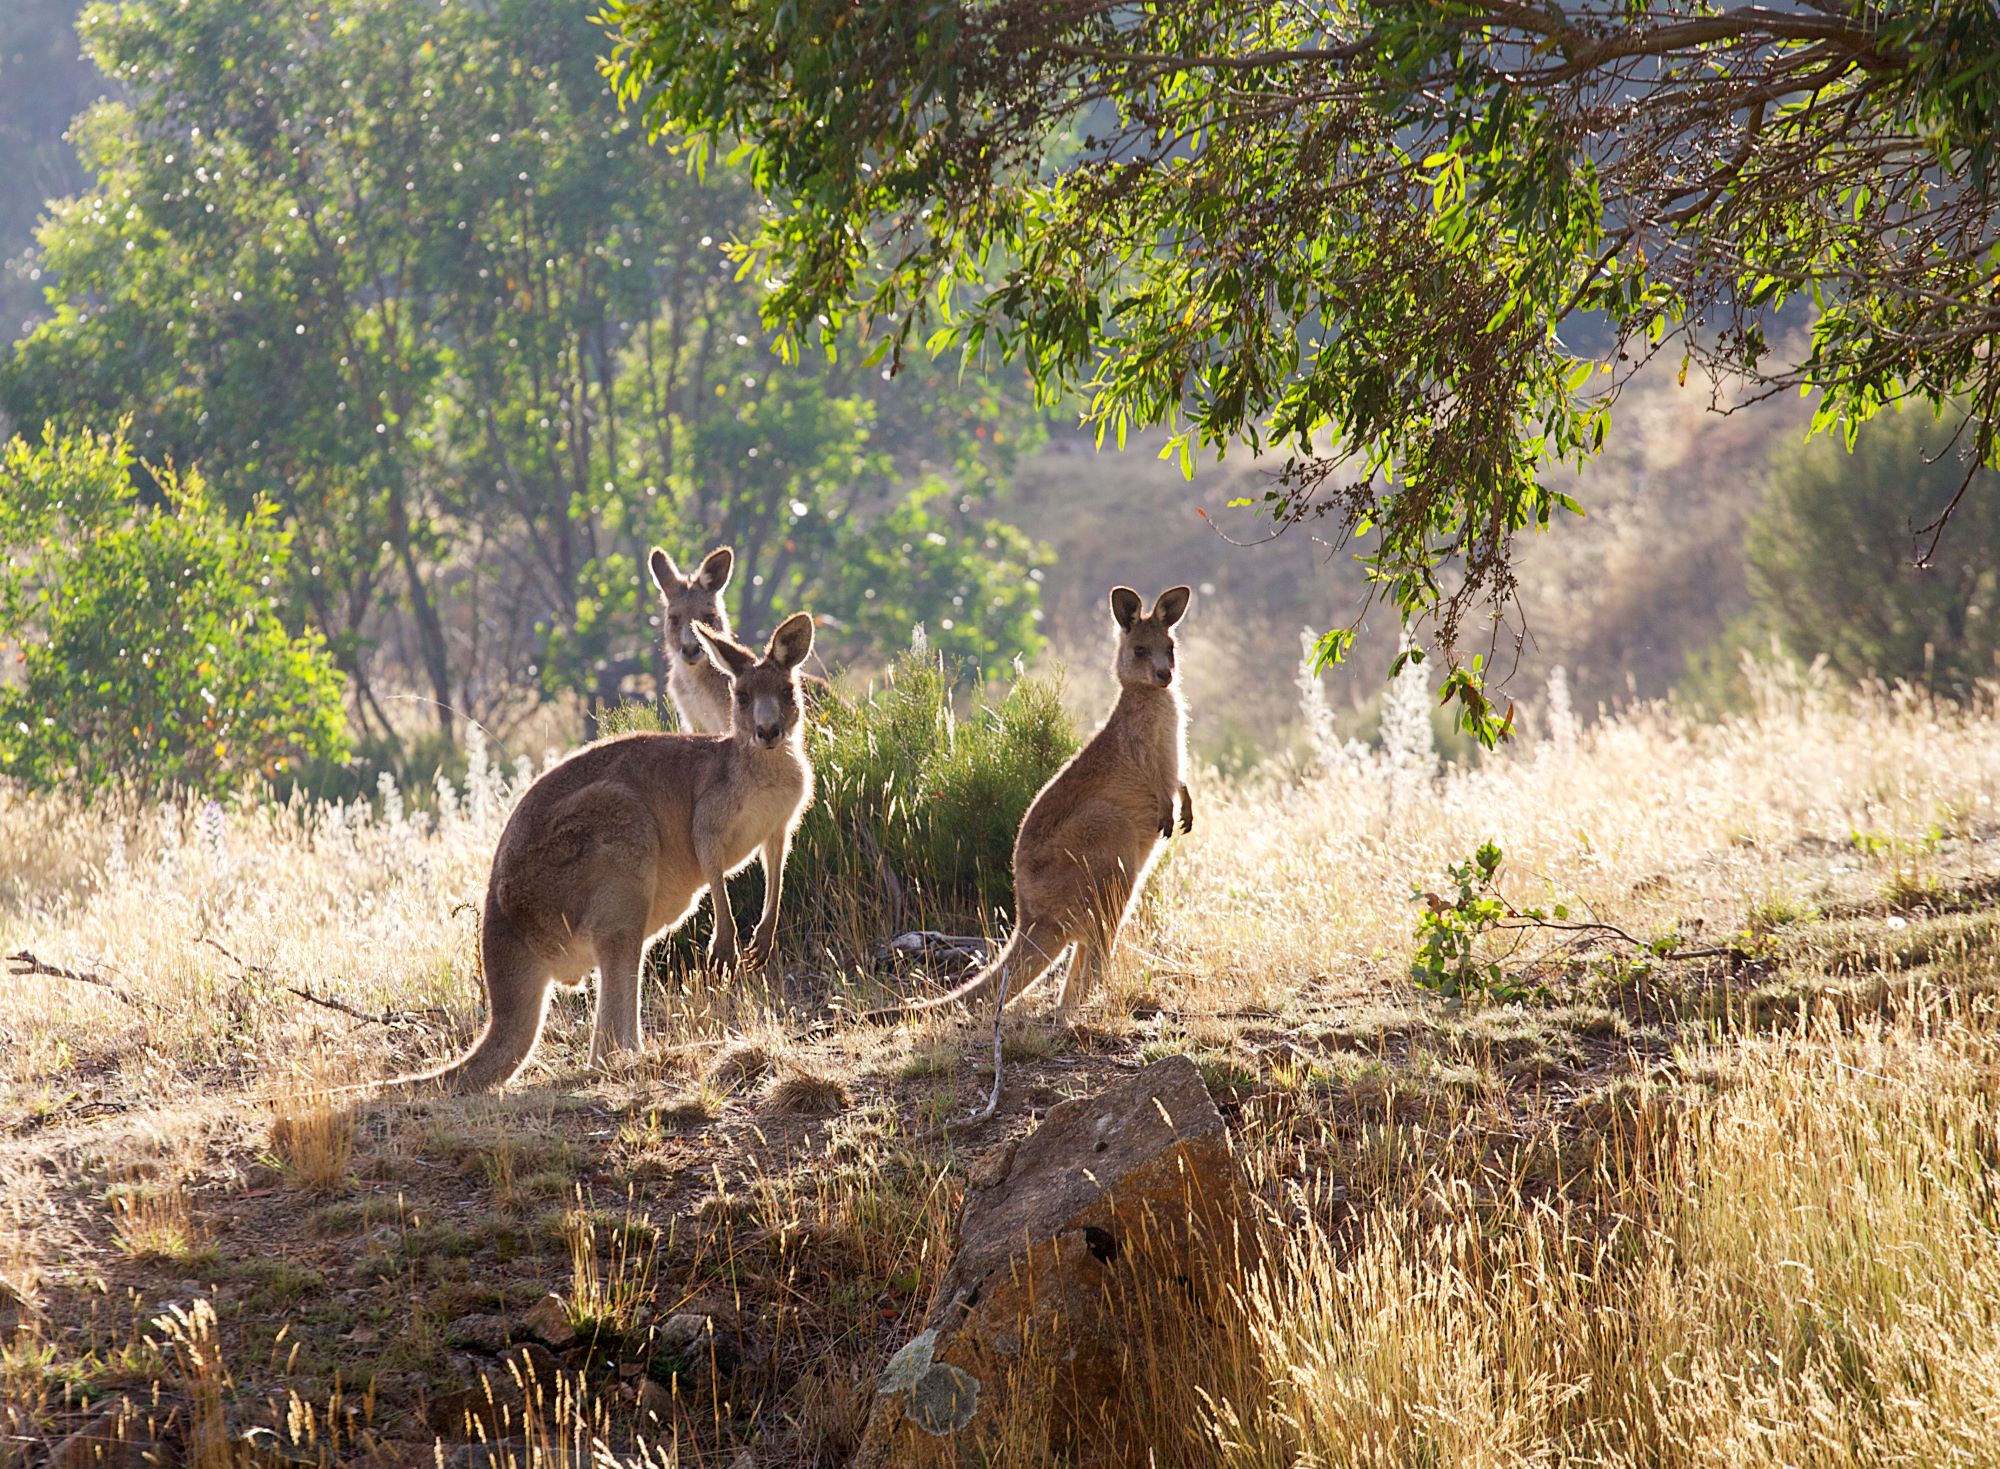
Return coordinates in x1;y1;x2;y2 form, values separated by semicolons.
756;722;782;744
1154;666;1172;685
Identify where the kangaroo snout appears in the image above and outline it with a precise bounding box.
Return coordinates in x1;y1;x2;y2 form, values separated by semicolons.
755;721;784;746
1153;664;1173;686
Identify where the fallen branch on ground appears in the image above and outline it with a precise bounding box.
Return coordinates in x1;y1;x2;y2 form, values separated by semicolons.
198;932;447;1032
6;950;150;1010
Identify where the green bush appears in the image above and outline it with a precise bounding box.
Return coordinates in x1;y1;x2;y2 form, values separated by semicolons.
1735;405;2000;698
0;425;349;796
604;648;1077;964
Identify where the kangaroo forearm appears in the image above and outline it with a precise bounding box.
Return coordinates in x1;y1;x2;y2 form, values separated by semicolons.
701;864;738;946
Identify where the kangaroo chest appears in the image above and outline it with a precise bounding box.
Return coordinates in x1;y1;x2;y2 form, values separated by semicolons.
707;760;809;865
1105;706;1183;793
669;661;731;734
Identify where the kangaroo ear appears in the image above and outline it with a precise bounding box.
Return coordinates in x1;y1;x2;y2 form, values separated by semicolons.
765;611;815;670
692;622;755;679
695;545;734;593
1151;585;1192;627
648;547;683;594
1109;586;1143;630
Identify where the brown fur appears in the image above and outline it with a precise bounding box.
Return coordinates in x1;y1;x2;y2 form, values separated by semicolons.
650;545;736;734
408;613;817;1092
866;585;1193;1023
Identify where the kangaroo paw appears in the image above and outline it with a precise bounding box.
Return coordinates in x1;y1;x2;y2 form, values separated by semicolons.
1178;784;1195;835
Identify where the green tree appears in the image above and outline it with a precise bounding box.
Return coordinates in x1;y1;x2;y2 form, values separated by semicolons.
0;425;349;795
604;0;2000;738
1745;407;2000;696
5;0;1047;746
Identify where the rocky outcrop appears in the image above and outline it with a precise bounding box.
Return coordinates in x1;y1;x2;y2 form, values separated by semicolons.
858;1053;1245;1468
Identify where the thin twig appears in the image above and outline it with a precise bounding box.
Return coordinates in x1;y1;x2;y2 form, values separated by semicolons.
198;932;269;974
1504;920;1736;968
1493;912;1737;961
283;982;447;1032
200;931;445;1031
910;968;1011;1144
7;950;150;1010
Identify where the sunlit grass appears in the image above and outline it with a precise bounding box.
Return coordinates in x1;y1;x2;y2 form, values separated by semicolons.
3;663;2000;1463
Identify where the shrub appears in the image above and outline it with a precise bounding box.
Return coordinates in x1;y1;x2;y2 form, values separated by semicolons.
606;648;1077;963
1742;404;2000;697
0;425;349;796
793;650;1076;945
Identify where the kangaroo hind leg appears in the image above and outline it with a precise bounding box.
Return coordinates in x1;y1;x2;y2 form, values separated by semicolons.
588;924;649;1065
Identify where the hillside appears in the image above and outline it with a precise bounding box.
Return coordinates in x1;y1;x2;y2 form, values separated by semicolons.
1006;363;1810;758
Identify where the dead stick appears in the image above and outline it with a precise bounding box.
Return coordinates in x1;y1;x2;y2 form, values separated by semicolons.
283;982;445;1031
7;950;148;1010
911;968;1010;1144
200;932;442;1031
198;932;270;974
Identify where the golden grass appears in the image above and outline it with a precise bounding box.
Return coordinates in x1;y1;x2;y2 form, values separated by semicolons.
267;1077;356;1195
4;665;2000;1464
1172;1003;2000;1469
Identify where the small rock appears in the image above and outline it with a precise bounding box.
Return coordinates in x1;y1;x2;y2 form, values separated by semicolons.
425;1373;540;1444
519;1293;575;1351
647;1305;743;1402
233;1422;320;1467
447;1439;526;1469
44;1398;152;1469
346;1441;434;1469
445;1314;511;1353
239;1160;285;1191
500;1341;561;1394
634;1377;673;1430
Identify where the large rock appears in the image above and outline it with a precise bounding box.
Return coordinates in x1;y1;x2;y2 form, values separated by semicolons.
857;1053;1244;1468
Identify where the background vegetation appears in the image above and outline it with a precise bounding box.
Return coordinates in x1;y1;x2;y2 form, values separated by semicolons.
0;425;347;795
4;6;2000;1467
1;0;1047;761
4;0;1999;800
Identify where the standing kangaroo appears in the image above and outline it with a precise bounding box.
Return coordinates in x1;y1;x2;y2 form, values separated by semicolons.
650;545;736;734
411;613;817;1093
867;585;1193;1023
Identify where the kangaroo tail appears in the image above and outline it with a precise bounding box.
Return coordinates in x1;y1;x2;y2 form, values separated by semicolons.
860;921;1061;1026
387;911;550;1094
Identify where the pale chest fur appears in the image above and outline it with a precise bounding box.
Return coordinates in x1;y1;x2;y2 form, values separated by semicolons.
668;660;731;734
1102;690;1184;795
708;752;812;863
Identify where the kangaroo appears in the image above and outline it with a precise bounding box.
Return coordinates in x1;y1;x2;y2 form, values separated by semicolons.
866;585;1193;1023
408;613;817;1093
650;545;736;734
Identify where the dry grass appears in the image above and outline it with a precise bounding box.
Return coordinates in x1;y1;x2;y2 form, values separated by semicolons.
267;1079;357;1195
4;664;2000;1463
1173;1002;2000;1469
